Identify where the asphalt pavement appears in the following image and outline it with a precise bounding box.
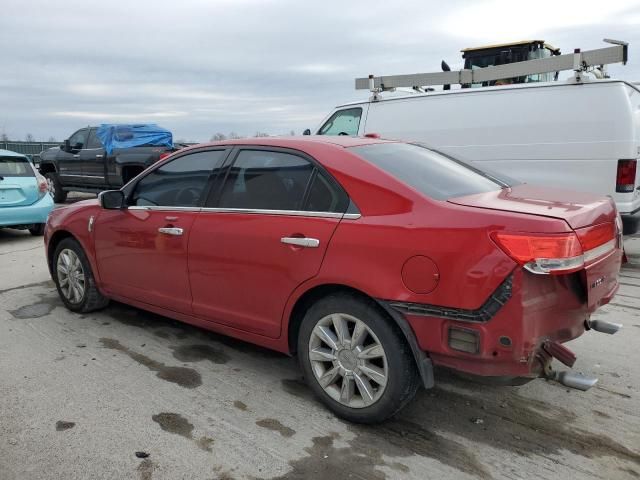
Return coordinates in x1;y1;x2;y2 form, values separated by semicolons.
1;206;639;480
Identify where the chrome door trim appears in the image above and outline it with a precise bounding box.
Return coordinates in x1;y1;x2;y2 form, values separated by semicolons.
59;174;105;179
126;205;361;219
281;237;320;248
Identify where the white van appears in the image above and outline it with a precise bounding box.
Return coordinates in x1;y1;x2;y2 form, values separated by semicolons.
312;79;640;233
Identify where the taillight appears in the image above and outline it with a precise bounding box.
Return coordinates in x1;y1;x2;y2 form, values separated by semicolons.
492;227;616;275
616;159;637;193
575;223;614;252
38;179;48;193
158;152;171;161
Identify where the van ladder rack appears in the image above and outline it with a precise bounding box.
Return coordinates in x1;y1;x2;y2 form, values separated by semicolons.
355;39;628;94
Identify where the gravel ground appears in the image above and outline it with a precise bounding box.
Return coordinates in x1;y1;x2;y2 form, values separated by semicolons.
0;206;639;480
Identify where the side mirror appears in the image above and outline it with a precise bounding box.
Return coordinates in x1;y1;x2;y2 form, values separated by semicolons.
62;139;71;152
99;190;125;209
303;129;311;136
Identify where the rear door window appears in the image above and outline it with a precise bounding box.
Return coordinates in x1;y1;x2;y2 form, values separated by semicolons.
318;108;362;136
86;129;103;149
350;143;502;200
304;171;349;213
217;150;314;211
0;156;34;177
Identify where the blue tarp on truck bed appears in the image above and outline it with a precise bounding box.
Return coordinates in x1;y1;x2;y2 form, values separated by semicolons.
96;124;173;155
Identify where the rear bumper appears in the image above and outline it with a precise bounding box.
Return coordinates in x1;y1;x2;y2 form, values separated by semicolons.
395;261;620;378
0;194;54;227
621;206;640;235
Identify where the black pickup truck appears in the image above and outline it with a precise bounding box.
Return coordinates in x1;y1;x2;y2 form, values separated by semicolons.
39;125;181;203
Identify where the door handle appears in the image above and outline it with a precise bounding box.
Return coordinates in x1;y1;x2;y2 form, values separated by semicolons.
158;227;184;236
96;154;104;159
281;237;320;248
73;154;79;158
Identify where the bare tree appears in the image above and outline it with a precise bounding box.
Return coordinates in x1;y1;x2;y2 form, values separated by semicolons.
290;130;295;136
210;133;227;141
228;132;241;139
254;131;269;138
0;133;8;142
25;133;35;142
47;136;57;142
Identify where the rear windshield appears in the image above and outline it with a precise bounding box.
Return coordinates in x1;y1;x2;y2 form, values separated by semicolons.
0;156;34;177
350;143;502;200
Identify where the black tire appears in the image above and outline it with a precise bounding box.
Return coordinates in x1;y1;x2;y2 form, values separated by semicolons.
52;237;109;313
45;172;67;203
29;223;45;236
298;293;420;424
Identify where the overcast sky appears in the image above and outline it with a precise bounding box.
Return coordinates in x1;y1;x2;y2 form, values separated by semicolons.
1;0;639;142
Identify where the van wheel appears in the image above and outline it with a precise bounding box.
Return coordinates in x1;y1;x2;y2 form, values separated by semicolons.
45;172;67;203
298;293;419;423
29;223;45;236
52;238;109;313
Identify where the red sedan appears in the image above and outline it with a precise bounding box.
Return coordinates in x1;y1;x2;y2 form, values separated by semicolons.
45;137;623;423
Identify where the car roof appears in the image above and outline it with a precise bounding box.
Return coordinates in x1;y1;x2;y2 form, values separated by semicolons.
192;135;396;151
0;149;28;158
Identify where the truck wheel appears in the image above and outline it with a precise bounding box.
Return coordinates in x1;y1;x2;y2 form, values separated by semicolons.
297;293;420;423
45;172;67;203
29;224;45;236
52;238;109;313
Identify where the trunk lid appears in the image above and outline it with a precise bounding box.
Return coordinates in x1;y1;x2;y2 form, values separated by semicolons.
0;155;39;207
448;184;617;229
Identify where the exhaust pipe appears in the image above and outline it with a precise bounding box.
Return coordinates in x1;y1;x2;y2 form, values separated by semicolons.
588;319;622;335
538;341;598;391
550;370;598;391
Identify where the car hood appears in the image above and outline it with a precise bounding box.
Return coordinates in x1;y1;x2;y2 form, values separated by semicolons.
448;184;617;230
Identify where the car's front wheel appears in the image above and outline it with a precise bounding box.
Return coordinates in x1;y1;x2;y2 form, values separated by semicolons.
52;238;109;313
298;293;420;423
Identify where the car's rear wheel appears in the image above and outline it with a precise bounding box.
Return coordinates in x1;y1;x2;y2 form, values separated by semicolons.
29;223;45;236
298;293;419;423
45;172;67;203
52;238;108;313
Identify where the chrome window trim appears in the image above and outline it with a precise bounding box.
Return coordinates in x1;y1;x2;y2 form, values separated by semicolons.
128;206;201;212
126;206;362;219
201;207;343;218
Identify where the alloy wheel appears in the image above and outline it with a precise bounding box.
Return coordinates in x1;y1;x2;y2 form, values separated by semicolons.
56;249;86;304
46;177;56;197
308;313;388;408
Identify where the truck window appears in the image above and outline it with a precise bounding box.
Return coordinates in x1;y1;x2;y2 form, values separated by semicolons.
68;129;89;150
318;108;362;136
86;129;103;149
350;143;502;201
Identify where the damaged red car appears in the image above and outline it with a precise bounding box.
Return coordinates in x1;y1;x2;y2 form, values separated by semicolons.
45;137;623;423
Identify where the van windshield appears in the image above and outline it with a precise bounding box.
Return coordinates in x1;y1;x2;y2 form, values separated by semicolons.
350;143;503;200
0;156;34;177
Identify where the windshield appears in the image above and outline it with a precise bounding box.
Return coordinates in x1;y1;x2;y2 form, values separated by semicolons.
350;143;504;201
0;156;34;177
